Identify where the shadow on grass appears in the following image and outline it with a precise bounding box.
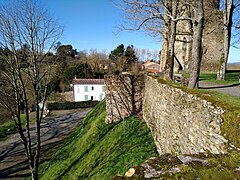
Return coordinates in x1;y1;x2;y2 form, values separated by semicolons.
199;83;240;89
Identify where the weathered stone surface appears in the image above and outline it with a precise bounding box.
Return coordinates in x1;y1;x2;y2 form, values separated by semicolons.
177;155;210;166
105;74;144;124
143;76;228;155
160;0;224;72
105;75;229;155
120;154;214;179
125;168;135;177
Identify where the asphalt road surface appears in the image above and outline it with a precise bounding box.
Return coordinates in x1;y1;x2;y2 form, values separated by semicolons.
0;108;92;179
199;81;240;97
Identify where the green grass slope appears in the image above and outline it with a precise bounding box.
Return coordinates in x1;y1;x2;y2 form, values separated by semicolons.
40;101;158;180
199;72;239;85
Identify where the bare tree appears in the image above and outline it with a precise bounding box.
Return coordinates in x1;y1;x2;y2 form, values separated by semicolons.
134;48;160;61
117;0;174;75
0;0;63;179
188;0;204;88
118;0;205;88
164;0;178;80
117;0;194;81
117;0;165;37
217;0;240;80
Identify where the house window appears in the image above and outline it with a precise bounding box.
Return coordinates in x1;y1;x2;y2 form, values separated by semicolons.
84;86;88;92
84;95;88;101
91;86;94;91
102;86;105;92
99;94;103;101
91;96;93;101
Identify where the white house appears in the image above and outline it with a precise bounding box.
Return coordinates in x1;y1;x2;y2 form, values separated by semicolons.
72;78;105;102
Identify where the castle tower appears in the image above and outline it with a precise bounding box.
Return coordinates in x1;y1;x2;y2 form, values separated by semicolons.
160;0;223;73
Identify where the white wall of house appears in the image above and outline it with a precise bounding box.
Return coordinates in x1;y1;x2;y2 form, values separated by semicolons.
73;84;105;102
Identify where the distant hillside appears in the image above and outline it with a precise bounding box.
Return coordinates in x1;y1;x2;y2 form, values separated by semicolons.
227;62;240;71
39;101;157;179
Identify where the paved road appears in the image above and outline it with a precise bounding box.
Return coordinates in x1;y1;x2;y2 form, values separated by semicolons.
0;108;92;179
199;81;240;97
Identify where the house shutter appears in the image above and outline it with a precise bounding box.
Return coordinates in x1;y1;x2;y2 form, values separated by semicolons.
99;94;103;101
84;86;88;92
84;95;88;101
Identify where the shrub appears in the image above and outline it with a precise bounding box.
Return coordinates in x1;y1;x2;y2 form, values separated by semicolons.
47;101;99;110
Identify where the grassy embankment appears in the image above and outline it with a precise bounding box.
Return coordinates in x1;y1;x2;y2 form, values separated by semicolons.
39;101;158;179
112;152;240;179
40;72;239;179
0;120;18;140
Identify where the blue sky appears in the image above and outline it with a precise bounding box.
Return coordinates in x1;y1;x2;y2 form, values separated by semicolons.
43;0;161;55
2;0;239;62
42;0;240;63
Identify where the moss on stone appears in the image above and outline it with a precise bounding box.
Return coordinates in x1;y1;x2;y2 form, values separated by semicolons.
151;75;240;149
147;154;182;171
218;54;225;71
118;152;240;179
222;110;240;148
179;152;240;180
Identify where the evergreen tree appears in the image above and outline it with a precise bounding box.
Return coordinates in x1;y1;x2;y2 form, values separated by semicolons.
124;45;138;68
109;44;125;60
109;44;138;73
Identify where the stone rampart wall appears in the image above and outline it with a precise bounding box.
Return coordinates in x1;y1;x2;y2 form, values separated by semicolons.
105;75;228;155
105;74;144;124
143;76;227;155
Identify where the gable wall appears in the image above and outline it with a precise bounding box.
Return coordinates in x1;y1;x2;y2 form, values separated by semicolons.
73;84;105;102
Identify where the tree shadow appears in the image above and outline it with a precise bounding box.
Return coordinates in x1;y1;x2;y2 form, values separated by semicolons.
0;110;87;179
0;139;64;178
0;140;23;161
0;159;30;178
199;83;240;89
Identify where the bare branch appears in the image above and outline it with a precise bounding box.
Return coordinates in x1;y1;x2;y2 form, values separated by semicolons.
0;0;63;178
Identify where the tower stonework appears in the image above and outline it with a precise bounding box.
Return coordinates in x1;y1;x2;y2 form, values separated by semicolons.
160;0;224;72
201;0;223;71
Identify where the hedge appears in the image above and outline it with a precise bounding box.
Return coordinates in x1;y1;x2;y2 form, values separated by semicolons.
47;101;99;110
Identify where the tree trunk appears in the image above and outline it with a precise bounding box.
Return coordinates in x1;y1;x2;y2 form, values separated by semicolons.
0;1;62;179
163;1;177;81
31;166;39;180
217;0;234;80
169;0;177;80
188;0;204;89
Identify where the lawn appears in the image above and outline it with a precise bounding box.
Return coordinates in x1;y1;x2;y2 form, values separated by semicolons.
0;114;26;140
0;113;36;140
200;71;239;85
39;101;158;179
